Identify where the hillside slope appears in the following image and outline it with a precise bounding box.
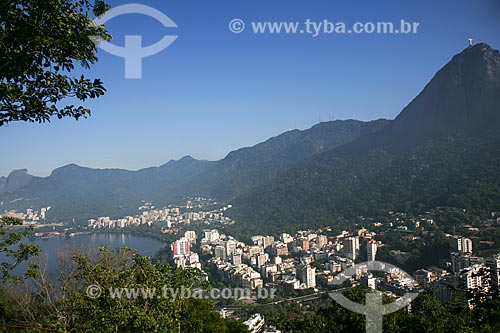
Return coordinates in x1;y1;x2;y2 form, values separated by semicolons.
229;43;500;234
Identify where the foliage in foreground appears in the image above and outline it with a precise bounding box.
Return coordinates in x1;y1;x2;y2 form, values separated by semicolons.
0;0;111;126
0;247;247;332
0;216;40;280
260;288;500;333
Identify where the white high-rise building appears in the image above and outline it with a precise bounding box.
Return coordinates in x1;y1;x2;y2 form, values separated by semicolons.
40;207;47;219
461;264;488;291
296;264;316;288
317;235;328;249
451;252;484;274
214;245;227;260
342;237;360;261
450;236;473;254
253;253;269;268
231;252;242;265
204;229;220;242
185;231;197;243
281;233;294;244
486;254;500;287
225;239;237;256
171;237;191;257
263;236;275;248
367;240;377;261
462;238;473;253
367;274;377;290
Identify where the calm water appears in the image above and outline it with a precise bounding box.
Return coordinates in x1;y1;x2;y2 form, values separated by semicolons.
8;233;166;276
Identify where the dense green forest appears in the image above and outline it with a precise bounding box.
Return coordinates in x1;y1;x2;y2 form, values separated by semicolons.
240;288;500;332
229;130;500;236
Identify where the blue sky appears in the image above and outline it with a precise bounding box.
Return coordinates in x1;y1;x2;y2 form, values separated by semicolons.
1;0;499;176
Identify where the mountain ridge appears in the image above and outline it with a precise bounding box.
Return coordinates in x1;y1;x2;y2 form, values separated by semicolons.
0;119;389;219
228;42;500;234
0;169;33;195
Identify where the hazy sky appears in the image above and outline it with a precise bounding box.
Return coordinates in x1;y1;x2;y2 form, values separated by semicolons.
1;0;499;176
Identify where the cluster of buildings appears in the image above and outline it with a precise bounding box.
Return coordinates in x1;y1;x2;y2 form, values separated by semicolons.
169;220;500;313
87;200;234;229
414;235;500;306
243;314;265;333
1;207;49;223
171;231;202;270
170;227;389;295
205;230;325;291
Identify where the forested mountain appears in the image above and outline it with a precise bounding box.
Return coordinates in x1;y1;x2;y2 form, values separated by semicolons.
0;157;214;219
0;169;33;195
0;120;389;219
229;43;500;233
176;119;390;200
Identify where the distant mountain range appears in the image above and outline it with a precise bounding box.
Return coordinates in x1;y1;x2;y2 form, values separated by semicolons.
0;118;389;220
2;43;500;232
